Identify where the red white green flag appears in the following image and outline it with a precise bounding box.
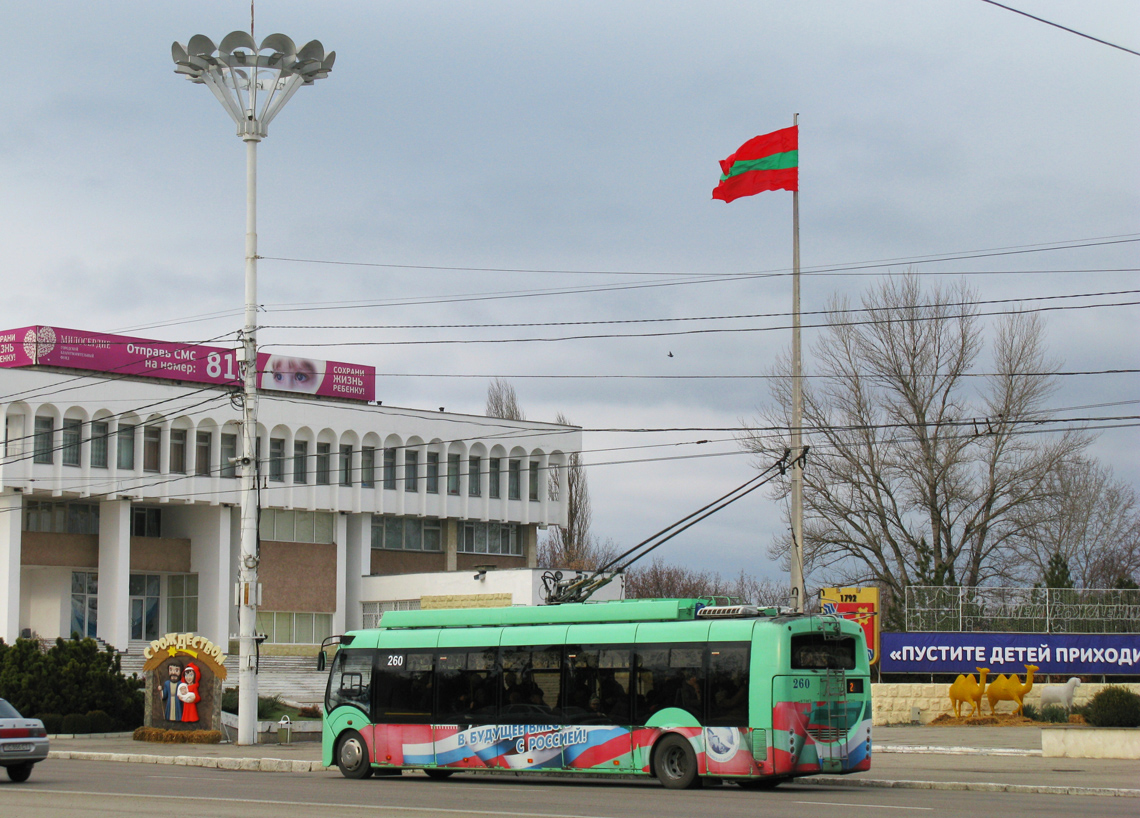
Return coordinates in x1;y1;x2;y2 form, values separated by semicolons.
712;125;798;202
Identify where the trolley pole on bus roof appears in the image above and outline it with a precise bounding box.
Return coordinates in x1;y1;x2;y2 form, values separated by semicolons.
171;27;334;745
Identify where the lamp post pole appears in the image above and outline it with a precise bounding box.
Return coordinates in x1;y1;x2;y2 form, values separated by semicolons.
237;131;261;746
172;31;334;745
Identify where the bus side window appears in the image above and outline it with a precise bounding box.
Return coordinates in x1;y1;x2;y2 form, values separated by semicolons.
374;651;433;724
563;647;598;720
501;646;561;723
435;650;499;725
634;645;704;723
565;646;632;725
706;645;749;726
326;649;374;716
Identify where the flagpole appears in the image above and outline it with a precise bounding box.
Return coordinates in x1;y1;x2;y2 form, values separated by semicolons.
789;112;806;613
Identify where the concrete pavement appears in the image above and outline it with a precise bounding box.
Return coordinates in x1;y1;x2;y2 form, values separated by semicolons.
43;725;1140;797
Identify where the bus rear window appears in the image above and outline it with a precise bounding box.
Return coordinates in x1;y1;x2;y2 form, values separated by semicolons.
790;634;856;670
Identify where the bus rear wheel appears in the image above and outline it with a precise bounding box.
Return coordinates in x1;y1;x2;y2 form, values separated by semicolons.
337;730;374;779
654;734;701;790
424;768;456;780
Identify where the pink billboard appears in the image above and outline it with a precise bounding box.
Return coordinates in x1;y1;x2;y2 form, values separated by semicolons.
0;326;375;403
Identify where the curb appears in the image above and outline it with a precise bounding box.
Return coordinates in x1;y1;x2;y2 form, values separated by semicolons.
48;750;332;774
45;751;1139;797
804;776;1140;798
873;745;1042;757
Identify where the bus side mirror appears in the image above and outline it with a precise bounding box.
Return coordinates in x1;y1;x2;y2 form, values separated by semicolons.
317;650;326;672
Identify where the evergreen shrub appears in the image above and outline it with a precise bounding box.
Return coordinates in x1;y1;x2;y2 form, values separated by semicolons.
61;713;91;734
86;709;115;733
1038;705;1070;724
1085;686;1140;728
0;637;144;728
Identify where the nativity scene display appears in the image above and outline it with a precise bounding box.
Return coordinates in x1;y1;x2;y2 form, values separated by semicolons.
160;661;203;723
142;633;227;732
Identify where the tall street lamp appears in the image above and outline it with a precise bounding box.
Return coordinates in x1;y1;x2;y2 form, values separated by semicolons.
171;31;334;745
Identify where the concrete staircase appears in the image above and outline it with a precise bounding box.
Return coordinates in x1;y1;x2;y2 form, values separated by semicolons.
116;648;327;707
248;655;328;707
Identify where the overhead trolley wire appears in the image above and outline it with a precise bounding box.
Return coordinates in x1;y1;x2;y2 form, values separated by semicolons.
261;298;1140;348
261;288;1140;332
257;233;1140;280
979;0;1140;57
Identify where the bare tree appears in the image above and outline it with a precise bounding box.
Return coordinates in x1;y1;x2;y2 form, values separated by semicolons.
485;378;525;421
624;558;786;605
484;385;603;570
538;412;609;569
1009;457;1140;587
739;274;1092;610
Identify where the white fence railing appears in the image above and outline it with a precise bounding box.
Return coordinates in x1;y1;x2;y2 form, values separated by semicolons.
904;586;1140;633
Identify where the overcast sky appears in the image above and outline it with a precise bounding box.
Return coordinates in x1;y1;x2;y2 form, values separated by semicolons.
1;1;1136;590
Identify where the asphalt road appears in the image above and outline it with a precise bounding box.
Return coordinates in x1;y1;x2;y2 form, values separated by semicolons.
1;760;1135;818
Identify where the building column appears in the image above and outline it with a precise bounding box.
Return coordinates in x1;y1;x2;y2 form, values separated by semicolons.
557;459;570;528
497;458;508;522
445;519;458;572
333;512;349;635
416;443;427;515
97;499;131;649
538;452;550;525
480;456;490;522
0;491;23;643
188;505;232;648
525;524;538;569
157;421;171;503
2;411;27;484
343;513;369;632
521;459;532;525
106;418;119;498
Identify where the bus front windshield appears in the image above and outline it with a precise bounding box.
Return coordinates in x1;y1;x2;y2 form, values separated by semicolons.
326;649;373;715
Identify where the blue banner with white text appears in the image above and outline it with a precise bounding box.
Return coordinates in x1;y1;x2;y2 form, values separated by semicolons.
881;632;1140;675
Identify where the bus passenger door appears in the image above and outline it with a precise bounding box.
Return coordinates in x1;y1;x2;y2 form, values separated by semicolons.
562;645;635;771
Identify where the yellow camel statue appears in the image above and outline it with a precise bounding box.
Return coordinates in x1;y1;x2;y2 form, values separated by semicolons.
986;664;1038;715
948;667;990;718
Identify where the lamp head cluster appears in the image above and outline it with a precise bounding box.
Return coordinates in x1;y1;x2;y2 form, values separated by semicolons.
171;31;334;138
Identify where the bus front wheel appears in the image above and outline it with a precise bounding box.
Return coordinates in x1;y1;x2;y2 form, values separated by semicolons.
425;768;456;780
337;730;374;779
654;734;701;790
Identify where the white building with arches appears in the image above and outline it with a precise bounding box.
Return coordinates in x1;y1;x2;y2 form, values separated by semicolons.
0;339;579;655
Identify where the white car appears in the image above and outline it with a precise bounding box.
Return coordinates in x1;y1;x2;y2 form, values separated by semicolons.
0;698;49;782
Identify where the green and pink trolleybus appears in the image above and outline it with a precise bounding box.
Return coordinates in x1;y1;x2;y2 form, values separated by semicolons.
320;598;871;789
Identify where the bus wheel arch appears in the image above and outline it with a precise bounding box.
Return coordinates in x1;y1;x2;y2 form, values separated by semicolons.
336;729;374;779
652;733;702;790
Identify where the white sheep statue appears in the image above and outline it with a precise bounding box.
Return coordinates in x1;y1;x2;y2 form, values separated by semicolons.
1039;677;1082;712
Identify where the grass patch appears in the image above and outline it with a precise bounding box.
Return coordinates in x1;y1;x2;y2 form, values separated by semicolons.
221;688;321;721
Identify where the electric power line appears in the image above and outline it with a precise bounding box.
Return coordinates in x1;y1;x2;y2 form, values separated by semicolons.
260;288;1140;332
980;0;1140;57
261;298;1139;348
